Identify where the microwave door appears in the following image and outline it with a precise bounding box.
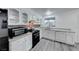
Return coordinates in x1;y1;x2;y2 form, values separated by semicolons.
14;30;25;36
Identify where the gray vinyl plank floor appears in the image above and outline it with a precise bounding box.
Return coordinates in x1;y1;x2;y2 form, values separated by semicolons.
32;39;49;51
54;42;63;51
61;44;72;51
31;39;79;51
44;40;55;51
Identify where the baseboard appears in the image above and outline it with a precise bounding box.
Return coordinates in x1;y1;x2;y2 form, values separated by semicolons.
41;37;75;46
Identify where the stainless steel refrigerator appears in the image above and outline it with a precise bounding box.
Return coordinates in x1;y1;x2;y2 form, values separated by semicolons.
0;9;9;51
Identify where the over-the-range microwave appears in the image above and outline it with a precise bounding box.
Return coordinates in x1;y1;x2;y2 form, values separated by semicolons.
8;27;28;38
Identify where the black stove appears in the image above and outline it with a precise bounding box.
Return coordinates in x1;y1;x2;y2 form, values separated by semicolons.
32;30;40;48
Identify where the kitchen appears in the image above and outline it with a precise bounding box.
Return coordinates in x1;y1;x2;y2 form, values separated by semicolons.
0;8;79;51
8;8;40;51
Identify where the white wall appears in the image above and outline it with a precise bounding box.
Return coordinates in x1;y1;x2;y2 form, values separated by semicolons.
54;9;79;43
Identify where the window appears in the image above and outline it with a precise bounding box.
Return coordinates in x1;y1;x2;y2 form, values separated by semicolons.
43;16;56;28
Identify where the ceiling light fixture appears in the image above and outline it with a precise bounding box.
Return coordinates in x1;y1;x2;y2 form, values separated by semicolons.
45;10;52;15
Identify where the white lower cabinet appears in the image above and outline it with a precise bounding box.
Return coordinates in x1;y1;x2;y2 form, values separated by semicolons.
10;38;26;51
56;31;66;43
66;32;75;45
41;28;75;45
25;36;32;51
48;30;55;40
41;29;49;38
55;31;75;45
9;34;32;51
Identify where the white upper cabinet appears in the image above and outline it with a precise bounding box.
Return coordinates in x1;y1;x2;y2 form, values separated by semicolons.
22;13;28;23
19;12;28;25
8;8;41;25
8;8;28;25
8;9;19;25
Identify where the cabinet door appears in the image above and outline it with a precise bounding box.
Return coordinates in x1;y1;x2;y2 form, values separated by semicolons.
48;30;55;41
66;32;75;45
25;35;32;51
41;29;44;37
10;38;26;51
22;13;28;23
8;9;19;25
40;29;42;39
42;29;49;38
56;31;66;43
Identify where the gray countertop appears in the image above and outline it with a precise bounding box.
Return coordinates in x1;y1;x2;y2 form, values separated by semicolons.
9;32;32;42
39;27;75;33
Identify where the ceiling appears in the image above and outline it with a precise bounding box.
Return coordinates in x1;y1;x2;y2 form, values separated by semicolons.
30;8;79;16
